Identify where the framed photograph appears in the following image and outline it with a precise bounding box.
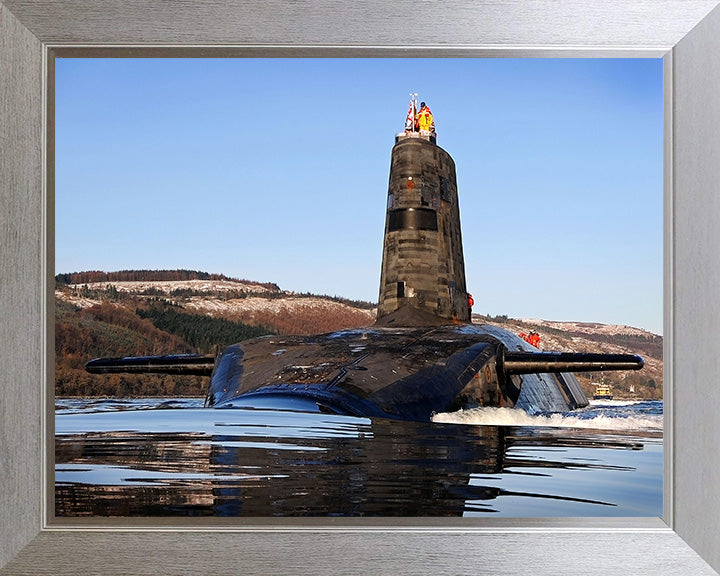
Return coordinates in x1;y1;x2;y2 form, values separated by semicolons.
2;1;720;574
50;56;663;520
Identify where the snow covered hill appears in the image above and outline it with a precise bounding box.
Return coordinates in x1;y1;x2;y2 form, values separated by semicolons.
55;276;662;399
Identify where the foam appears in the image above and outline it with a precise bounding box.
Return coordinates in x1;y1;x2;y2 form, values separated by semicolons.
432;406;663;431
588;399;646;407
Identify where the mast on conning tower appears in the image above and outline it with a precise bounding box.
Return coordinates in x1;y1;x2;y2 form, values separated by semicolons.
404;92;418;133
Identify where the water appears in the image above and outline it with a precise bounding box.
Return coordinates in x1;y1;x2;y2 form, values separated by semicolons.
55;398;663;517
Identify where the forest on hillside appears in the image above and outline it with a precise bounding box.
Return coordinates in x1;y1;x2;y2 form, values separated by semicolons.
55;299;273;397
54;270;661;400
55;269;280;291
136;302;271;352
54;288;375;397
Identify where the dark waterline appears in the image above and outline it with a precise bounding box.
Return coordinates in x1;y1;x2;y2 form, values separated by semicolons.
55;398;662;517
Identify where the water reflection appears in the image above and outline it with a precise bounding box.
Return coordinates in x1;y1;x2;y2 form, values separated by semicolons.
55;407;661;517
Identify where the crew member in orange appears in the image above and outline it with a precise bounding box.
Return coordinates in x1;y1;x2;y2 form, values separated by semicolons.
416;101;435;134
467;293;474;318
519;331;540;347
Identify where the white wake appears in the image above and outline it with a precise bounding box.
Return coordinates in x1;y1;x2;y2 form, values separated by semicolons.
432;406;663;431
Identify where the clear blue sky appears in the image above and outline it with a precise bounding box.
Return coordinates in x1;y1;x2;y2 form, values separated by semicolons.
55;58;663;334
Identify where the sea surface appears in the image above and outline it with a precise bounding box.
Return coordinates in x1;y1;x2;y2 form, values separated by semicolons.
55;398;663;517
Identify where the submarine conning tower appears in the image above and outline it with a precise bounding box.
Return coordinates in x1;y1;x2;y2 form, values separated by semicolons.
377;99;470;325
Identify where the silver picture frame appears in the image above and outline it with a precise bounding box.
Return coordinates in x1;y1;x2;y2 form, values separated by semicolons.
2;1;720;574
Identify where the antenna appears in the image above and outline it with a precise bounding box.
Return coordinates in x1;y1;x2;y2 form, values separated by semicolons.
405;92;419;132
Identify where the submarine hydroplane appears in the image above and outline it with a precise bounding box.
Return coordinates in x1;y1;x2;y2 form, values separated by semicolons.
86;95;643;421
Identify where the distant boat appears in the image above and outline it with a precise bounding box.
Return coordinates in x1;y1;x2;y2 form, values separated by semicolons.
593;382;614;400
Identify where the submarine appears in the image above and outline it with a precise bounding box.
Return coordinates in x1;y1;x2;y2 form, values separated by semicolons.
85;95;643;421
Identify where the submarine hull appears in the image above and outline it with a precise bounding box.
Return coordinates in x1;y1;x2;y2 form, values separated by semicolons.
204;323;588;420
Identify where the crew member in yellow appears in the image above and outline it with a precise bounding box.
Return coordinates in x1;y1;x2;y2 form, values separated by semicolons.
415;101;435;134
